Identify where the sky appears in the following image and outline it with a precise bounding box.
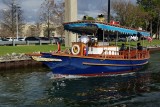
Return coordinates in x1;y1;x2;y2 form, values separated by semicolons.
0;0;136;23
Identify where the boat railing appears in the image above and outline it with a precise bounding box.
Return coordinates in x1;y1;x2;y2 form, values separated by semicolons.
100;49;150;59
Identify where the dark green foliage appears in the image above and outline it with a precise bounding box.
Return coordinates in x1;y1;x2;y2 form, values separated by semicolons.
137;0;160;36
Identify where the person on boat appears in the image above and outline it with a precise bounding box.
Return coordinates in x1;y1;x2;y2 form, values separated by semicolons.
147;36;152;43
119;43;126;51
137;32;142;41
83;45;89;56
137;43;143;50
56;41;61;53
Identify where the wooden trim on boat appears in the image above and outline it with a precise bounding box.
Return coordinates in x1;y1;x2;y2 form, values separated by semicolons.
82;61;148;66
49;42;150;61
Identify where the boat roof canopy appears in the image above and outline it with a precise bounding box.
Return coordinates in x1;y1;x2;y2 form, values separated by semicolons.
63;21;150;36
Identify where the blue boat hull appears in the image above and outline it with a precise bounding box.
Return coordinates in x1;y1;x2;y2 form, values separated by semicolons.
41;53;148;76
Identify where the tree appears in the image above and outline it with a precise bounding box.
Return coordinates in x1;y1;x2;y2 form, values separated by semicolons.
0;0;24;38
101;0;151;33
111;0;139;27
39;0;55;38
39;0;65;38
137;0;160;37
51;1;65;37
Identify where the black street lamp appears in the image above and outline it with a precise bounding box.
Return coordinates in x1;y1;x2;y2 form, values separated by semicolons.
46;0;50;39
108;0;110;23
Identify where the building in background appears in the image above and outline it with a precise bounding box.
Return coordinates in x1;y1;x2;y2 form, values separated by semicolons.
21;23;60;38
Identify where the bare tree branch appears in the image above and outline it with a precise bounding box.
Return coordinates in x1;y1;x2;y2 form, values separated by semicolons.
39;0;65;38
0;0;24;37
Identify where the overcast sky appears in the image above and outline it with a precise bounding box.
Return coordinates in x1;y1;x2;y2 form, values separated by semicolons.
0;0;136;23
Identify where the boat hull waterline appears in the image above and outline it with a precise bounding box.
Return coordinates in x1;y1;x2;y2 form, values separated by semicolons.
39;53;149;76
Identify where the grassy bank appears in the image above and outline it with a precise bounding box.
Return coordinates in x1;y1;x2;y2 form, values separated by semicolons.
0;40;160;56
0;44;65;56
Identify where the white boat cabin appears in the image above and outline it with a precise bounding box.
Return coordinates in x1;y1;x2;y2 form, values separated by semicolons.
71;41;119;56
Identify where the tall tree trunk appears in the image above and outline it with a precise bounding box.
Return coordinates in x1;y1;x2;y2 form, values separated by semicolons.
158;13;160;40
156;13;160;39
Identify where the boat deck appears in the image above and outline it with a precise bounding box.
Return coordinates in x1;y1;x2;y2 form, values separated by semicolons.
52;49;150;60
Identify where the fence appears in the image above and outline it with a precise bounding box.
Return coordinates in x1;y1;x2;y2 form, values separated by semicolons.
0;40;55;46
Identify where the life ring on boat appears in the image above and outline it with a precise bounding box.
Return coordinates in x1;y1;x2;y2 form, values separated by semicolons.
71;44;80;55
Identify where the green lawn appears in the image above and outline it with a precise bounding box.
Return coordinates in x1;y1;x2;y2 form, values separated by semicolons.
0;40;160;56
0;44;65;56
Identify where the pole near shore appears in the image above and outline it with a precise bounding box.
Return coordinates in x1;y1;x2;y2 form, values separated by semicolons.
108;0;110;23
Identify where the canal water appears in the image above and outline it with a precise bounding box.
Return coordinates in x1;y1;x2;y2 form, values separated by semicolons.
0;52;160;107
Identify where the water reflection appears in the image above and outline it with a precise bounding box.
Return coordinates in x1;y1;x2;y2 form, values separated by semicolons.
43;72;151;107
0;66;51;106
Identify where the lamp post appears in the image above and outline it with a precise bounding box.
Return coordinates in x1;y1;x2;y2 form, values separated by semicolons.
12;0;19;40
108;0;110;23
48;4;50;39
11;3;14;37
12;3;20;40
15;5;20;40
46;0;50;39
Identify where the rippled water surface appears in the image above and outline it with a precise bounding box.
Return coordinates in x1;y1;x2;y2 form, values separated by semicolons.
0;52;160;107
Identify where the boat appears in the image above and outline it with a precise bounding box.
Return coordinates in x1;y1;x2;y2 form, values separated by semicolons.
31;21;150;77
